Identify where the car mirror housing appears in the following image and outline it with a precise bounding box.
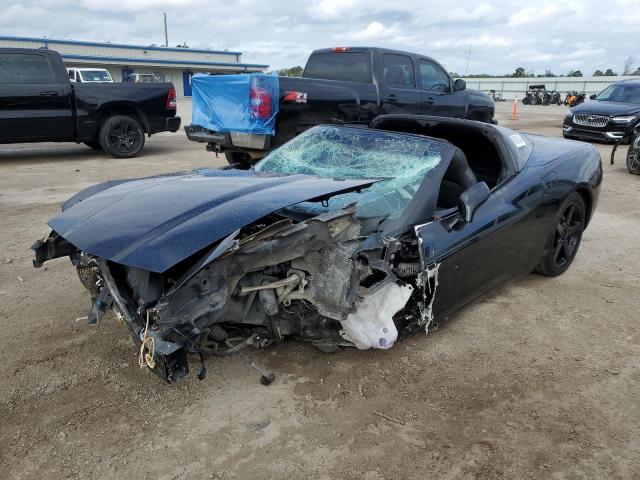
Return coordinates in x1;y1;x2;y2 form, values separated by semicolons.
589;94;597;100
458;182;490;223
454;79;466;92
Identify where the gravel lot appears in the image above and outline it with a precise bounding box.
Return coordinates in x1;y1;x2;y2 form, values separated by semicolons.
1;100;639;480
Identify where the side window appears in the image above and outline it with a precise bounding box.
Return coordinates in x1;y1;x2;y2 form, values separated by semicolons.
383;54;415;88
0;53;54;84
419;60;450;92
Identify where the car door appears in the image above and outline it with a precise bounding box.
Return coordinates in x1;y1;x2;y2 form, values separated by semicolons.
418;59;465;118
0;52;74;142
380;53;421;115
416;173;554;321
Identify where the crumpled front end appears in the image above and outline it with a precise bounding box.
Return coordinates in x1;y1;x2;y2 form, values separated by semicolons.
33;206;439;384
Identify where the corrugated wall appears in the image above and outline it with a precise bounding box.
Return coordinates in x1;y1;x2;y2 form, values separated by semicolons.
464;76;638;99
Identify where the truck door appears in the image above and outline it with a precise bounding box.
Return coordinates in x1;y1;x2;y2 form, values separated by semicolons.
380;53;421;115
0;52;74;142
418;59;465;118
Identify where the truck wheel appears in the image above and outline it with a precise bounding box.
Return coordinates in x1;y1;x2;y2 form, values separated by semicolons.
98;115;145;158
83;141;102;150
224;151;253;170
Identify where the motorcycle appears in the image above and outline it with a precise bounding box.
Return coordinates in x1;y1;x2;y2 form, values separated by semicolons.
564;91;585;107
486;89;503;102
549;90;562;105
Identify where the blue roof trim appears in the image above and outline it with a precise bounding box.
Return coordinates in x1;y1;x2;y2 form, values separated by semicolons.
61;53;268;70
0;35;242;56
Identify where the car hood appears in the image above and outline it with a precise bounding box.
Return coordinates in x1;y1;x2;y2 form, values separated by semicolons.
49;169;375;273
571;100;640;116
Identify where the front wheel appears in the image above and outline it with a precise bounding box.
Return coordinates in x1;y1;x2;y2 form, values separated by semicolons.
98;115;145;158
536;192;585;276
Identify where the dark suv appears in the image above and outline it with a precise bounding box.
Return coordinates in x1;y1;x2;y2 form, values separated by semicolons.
563;79;640;143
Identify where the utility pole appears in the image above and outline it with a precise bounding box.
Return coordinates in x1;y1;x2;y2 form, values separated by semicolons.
464;45;472;76
163;13;168;47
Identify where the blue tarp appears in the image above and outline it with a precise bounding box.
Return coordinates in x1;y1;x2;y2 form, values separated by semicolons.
191;73;279;135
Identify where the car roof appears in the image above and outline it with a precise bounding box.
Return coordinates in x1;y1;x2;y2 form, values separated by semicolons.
615;79;640;87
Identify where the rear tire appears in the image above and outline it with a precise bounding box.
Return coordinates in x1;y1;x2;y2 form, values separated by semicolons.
98;115;145;158
536;192;585;276
84;141;102;150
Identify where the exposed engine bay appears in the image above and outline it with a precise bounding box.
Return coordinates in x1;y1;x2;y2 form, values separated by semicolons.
39;205;439;383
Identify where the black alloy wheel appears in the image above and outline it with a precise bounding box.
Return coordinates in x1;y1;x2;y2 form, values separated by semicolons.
98;115;145;158
536;192;585;276
627;137;640;174
552;202;584;269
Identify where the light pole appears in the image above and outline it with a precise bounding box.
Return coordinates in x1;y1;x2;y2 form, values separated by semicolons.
163;13;168;47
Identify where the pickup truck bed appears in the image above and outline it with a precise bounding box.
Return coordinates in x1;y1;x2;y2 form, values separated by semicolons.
186;47;495;167
0;48;181;157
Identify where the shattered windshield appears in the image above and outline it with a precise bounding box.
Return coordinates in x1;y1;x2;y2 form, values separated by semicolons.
255;126;445;219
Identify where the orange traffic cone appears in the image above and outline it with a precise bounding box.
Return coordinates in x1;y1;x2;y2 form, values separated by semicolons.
511;96;518;120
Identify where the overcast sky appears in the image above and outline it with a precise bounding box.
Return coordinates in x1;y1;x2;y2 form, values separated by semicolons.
1;0;639;75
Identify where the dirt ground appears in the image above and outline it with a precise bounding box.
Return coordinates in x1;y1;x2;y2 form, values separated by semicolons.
1;101;639;480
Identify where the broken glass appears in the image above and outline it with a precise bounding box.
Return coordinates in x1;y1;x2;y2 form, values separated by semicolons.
255;126;444;219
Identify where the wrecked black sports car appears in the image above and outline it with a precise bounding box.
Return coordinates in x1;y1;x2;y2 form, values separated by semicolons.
33;115;603;383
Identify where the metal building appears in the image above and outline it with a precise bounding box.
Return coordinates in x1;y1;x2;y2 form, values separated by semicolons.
0;35;268;96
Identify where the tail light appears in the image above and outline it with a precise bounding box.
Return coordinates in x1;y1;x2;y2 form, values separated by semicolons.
166;87;177;110
250;85;272;119
331;47;350;52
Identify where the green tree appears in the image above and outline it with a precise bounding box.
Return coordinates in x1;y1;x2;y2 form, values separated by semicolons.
604;68;617;76
593;69;604;76
277;66;304;77
568;70;583;77
512;67;526;78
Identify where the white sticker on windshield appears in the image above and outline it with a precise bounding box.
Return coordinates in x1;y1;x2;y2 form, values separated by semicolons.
510;134;526;148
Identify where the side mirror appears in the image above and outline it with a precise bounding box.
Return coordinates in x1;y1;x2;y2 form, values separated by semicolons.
458;182;490;223
589;94;597;100
453;79;466;92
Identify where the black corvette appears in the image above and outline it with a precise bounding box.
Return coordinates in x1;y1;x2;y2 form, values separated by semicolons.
33;115;603;383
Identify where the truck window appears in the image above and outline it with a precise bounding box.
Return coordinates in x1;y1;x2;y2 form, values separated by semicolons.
418;60;450;92
383;54;415;88
303;52;372;83
0;53;54;84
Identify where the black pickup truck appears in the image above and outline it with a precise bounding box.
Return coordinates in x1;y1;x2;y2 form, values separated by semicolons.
185;47;495;167
0;48;181;157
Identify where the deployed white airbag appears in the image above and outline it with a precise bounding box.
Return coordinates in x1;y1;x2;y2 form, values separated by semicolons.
340;283;413;350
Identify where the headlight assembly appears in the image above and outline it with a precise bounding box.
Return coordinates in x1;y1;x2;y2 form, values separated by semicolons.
611;115;637;124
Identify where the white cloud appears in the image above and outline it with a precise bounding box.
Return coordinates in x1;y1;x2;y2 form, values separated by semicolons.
508;4;560;26
342;22;399;40
0;0;636;74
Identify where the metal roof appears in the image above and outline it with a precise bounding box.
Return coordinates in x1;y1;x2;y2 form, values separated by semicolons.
0;34;242;56
62;53;268;70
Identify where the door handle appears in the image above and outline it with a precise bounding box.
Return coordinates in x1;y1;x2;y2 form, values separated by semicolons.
39;91;58;96
386;95;399;105
425;97;435;105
